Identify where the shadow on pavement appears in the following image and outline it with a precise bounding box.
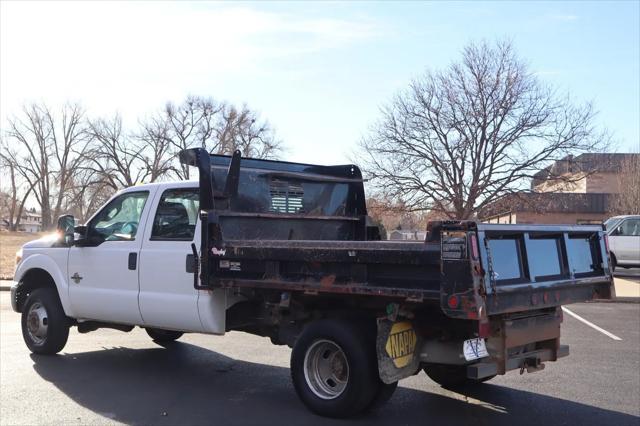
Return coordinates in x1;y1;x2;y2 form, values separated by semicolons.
31;342;638;426
615;267;640;281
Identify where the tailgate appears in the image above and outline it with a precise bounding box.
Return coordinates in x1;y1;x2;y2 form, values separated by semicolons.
478;223;614;315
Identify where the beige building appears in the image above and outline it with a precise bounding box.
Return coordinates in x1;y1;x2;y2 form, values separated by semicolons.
480;153;638;225
388;230;427;241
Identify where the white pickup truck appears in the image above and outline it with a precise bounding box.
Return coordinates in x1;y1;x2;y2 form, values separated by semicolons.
12;149;614;418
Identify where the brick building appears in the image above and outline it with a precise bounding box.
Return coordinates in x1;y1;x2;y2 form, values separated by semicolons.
479;153;638;225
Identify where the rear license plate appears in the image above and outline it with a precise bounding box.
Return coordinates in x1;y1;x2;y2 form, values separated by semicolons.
463;338;489;361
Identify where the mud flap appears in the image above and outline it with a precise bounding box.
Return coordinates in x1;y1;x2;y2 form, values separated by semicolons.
376;319;422;384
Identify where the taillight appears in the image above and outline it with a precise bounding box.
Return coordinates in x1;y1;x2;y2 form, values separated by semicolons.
447;295;459;309
470;234;479;260
478;320;491;338
603;234;609;253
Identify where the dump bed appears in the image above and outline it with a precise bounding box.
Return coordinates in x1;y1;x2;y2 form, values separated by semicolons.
180;148;614;316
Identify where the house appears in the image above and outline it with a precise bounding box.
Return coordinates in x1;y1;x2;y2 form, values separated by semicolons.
479;153;639;225
1;209;43;233
388;229;427;241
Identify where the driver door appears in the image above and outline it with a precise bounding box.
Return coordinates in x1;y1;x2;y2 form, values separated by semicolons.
613;218;640;262
68;189;154;324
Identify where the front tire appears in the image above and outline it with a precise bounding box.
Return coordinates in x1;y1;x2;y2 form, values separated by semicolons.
290;319;380;418
424;364;495;389
21;288;69;355
146;328;183;342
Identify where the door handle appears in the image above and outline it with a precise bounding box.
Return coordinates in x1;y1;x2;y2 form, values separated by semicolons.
186;254;196;273
128;252;137;270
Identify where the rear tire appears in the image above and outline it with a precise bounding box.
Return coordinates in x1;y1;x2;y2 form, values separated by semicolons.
21;288;69;355
424;364;495;389
369;381;398;409
146;328;183;342
290;319;380;418
610;253;617;271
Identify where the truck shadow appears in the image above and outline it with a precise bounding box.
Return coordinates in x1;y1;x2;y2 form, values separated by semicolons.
30;342;637;426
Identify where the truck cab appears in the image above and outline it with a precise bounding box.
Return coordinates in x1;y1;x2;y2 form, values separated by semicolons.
13;180;235;337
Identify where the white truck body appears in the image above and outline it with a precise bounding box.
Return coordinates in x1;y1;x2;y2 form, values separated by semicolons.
10;149;614;418
13;180;238;334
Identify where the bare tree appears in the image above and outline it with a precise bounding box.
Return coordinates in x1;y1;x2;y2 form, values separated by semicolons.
85;114;148;190
359;40;609;219
214;103;283;159
64;168;114;222
137;116;174;183
0;143;36;231
2;97;283;226
611;154;640;215
156;96;283;179
5;103;89;229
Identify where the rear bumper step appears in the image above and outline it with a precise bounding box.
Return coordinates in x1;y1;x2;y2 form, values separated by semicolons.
467;345;569;379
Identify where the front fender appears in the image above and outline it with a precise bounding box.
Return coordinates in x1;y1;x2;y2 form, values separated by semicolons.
14;253;75;317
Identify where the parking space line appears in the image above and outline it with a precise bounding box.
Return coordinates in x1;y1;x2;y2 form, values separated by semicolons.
562;307;622;341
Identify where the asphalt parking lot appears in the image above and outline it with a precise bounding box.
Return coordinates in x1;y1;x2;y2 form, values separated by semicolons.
1;292;638;426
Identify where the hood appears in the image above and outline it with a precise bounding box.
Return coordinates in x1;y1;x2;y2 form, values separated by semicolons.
21;233;62;249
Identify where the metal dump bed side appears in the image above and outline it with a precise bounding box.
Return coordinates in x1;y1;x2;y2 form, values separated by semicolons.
179;147;446;300
438;222;614;321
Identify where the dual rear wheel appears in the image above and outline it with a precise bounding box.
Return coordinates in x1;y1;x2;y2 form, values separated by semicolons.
290;319;398;418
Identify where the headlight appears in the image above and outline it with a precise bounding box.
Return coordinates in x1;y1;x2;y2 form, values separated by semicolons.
15;249;23;266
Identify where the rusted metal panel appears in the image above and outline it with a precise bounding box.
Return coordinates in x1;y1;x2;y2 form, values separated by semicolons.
180;148;613;312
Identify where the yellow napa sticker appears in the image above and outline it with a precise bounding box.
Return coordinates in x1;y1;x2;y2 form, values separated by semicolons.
385;322;417;368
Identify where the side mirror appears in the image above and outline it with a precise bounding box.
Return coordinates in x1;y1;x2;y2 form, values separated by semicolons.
74;225;88;244
56;215;75;246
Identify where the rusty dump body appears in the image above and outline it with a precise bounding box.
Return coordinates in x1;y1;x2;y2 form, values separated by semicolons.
180;148;614;378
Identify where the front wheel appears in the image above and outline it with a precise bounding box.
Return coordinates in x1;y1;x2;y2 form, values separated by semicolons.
21;288;70;355
290;319;381;418
424;364;495;389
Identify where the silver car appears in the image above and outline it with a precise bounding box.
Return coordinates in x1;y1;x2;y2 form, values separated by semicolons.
604;215;640;270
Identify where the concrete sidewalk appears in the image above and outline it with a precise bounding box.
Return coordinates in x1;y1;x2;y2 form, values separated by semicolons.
1;278;638;302
613;277;640;302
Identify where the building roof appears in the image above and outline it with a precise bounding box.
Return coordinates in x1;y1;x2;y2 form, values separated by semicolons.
478;192;613;219
531;153;639;189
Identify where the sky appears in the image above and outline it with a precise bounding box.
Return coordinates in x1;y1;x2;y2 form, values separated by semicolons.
1;1;639;166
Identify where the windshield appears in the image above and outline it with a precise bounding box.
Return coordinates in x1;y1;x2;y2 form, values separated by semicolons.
604;217;622;231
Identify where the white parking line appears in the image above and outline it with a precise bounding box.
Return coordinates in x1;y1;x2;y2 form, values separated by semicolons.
562;307;622;341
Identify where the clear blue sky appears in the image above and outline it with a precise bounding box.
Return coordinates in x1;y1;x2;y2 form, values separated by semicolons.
1;1;638;165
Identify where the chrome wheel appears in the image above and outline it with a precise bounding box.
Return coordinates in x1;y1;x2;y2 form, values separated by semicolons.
26;302;48;345
303;339;349;399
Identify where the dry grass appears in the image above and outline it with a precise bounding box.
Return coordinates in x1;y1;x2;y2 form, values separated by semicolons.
0;231;47;279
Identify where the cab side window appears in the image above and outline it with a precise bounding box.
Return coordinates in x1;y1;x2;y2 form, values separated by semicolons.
151;189;199;241
89;191;149;241
616;219;640;236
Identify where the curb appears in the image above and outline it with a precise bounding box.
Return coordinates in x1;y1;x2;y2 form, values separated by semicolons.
591;297;640;304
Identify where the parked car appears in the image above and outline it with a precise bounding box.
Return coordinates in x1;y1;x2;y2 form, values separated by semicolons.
604;215;640;270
